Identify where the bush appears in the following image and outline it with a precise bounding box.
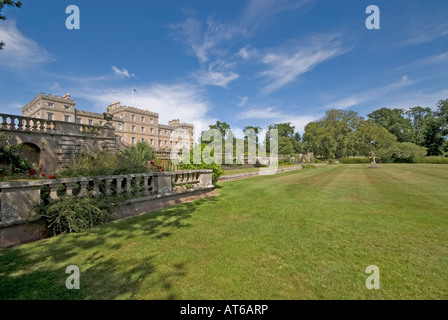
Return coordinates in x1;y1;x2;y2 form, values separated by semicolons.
376;142;427;163
413;156;448;164
302;164;317;170
0;134;33;178
32;196;114;236
179;143;224;185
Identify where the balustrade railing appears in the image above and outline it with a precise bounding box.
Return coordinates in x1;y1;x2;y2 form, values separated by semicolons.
0;169;213;228
0;113;104;136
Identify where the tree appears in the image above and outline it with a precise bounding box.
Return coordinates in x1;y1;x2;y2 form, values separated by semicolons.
436;99;448;137
303;121;336;158
278;137;295;155
405;106;433;146
269;122;295;138
423;116;444;156
350;119;397;156
209;121;230;139
0;1;23;50
367;107;412;142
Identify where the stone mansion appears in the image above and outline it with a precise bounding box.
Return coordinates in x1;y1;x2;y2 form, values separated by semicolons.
21;93;195;151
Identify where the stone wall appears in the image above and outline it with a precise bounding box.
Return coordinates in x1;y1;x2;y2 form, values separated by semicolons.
0;113;117;174
0;169;214;248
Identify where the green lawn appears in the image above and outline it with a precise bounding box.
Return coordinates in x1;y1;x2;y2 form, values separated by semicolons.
223;164;301;176
1;164;447;299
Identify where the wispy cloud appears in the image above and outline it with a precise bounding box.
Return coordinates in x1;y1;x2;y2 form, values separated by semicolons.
239;0;313;35
0;21;53;70
260;34;349;94
237;96;248;107
323;76;416;110
112;66;135;78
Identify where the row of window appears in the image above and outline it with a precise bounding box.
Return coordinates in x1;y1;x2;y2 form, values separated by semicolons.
129;114;154;124
130;137;188;147
121;125;190;138
48;103;71;110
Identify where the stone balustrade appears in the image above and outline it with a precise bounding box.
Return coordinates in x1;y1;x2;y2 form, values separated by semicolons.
0;169;213;229
0;113;103;136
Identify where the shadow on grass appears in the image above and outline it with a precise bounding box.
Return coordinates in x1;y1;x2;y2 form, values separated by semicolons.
0;196;219;300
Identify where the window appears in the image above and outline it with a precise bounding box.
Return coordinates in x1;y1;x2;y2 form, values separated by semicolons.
141;116;145;122
64;105;70;110
141;138;145;142
150;128;153;134
48;103;54;107
170;141;173;146
131;114;136;121
118;123;123;130
165;130;167;136
76;118;82;124
47;113;54;120
121;113;124;119
141;126;145;133
131;137;136;145
132;125;136;132
64;115;70;122
165;141;167;146
158;130;161;135
150;118;153;124
88;119;93;125
158;140;162;146
150;139;153;145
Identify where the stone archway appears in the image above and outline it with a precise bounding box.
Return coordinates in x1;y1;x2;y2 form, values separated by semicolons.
18;142;41;171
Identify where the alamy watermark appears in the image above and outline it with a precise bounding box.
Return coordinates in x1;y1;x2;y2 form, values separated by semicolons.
168;122;279;174
365;265;380;289
65;265;80;289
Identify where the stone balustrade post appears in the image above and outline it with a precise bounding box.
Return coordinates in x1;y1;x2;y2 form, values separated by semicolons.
125;177;132;195
105;179;113;196
65;182;76;196
49;183;62;203
116;178;123;195
78;180;89;197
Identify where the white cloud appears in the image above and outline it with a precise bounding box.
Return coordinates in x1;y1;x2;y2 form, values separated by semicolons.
237;106;318;133
170;17;239;64
0;21;52;70
73;82;213;126
112;66;133;78
237;47;250;59
238;96;248;107
260;34;348;94
194;64;239;87
323;76;416;110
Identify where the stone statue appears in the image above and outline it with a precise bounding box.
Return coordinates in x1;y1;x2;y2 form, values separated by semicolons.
369;151;378;168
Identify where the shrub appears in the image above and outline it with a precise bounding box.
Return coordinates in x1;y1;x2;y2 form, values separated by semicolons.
0;134;33;178
302;164;317;170
179;143;224;184
413;156;448;164
32;196;114;236
376;142;427;163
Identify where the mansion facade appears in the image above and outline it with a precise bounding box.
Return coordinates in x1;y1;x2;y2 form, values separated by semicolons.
21;93;195;151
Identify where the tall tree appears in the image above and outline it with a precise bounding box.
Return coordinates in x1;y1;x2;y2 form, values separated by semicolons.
209;121;231;139
0;1;22;50
405;106;433;146
367;107;412;142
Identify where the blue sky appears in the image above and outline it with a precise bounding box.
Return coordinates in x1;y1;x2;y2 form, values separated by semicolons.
0;0;447;134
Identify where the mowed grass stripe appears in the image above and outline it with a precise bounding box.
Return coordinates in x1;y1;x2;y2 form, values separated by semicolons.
0;164;446;299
